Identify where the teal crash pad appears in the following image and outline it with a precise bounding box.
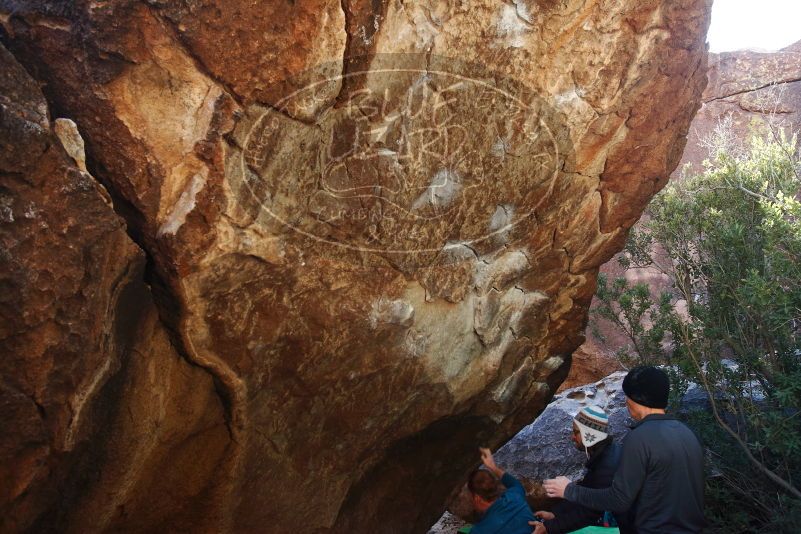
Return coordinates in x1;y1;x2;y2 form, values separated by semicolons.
456;524;618;533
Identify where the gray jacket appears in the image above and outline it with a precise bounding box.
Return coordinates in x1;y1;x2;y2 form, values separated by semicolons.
564;414;705;534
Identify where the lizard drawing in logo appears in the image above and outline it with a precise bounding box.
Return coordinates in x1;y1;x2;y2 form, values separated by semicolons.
240;59;566;256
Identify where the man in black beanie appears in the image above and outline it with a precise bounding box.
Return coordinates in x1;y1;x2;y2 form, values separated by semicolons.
543;366;705;534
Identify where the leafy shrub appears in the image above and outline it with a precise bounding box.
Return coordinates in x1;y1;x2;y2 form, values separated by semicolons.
592;132;801;531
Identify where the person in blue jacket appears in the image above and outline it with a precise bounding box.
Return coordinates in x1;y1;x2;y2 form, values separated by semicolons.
468;447;537;534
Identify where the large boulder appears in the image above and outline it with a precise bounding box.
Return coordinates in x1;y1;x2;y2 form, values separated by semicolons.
494;372;630;481
0;44;230;533
0;1;711;532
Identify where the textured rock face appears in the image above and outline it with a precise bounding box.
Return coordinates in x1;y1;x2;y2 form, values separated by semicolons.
0;45;229;533
0;1;710;532
680;41;801;174
558;339;623;392
0;43;140;530
495;372;630;481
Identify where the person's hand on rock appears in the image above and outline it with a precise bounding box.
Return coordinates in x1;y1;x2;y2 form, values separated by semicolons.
543;476;571;499
478;447;504;478
479;448;496;469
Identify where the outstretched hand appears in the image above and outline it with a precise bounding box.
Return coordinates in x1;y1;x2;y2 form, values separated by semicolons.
479;448;496;469
542;476;571;499
479;447;504;478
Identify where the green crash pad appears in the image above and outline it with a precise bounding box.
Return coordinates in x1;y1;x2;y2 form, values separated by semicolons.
456;525;618;533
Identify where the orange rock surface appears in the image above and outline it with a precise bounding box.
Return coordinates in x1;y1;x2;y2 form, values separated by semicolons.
0;1;710;531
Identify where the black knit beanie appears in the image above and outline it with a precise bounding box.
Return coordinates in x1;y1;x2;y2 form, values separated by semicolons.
622;366;670;409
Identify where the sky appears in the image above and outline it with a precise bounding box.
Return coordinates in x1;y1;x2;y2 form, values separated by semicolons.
708;0;801;52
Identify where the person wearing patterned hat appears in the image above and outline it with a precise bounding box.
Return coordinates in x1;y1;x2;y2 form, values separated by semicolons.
529;406;632;534
574;406;610;457
543;366;705;534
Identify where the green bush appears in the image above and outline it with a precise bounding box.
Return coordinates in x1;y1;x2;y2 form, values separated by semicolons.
592;133;801;531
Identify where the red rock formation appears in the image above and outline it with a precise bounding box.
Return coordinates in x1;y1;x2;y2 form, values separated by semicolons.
681;41;801;175
558;340;623;392
0;1;711;532
0;45;229;533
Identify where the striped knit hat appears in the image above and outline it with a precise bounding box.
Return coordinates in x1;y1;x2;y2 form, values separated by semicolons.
574;406;609;449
